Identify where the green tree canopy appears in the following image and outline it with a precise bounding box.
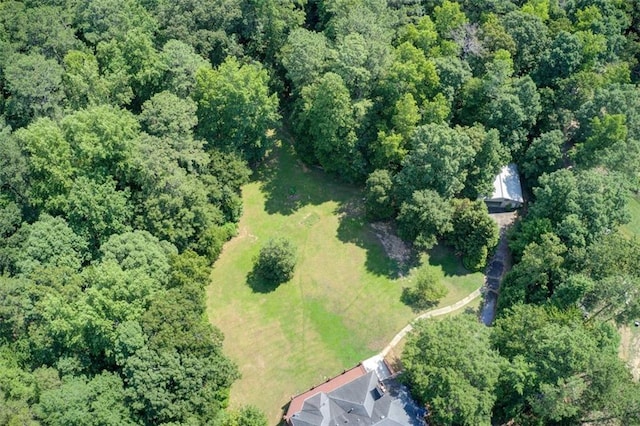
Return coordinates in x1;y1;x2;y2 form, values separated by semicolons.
447;199;498;271
492;304;640;425
364;169;396;221
281;28;333;91
403;314;502;426
158;39;208;98
294;72;363;180
397;189;453;250
4;53;65;127
35;372;135;426
521;130;564;184
99;230;176;287
394;123;475;200
4;214;88;276
252;237;297;286
63;177;131;251
195;57;279;163
528;169;629;248
401;263;447;310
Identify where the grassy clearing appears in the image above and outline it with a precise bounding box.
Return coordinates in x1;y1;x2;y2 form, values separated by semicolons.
206;142;483;423
427;246;484;308
619;194;640;376
621;194;640;238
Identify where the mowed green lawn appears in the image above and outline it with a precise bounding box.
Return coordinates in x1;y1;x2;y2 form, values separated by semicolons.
621;194;640;237
206;143;482;423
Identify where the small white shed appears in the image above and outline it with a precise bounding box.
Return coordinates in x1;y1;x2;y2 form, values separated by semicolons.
483;164;524;209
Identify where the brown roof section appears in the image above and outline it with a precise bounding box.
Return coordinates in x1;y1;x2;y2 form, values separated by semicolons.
284;364;368;423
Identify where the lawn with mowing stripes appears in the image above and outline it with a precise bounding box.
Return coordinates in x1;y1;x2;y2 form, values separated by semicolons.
206;142;483;423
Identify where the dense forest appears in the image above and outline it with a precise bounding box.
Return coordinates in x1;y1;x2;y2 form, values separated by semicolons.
1;0;639;425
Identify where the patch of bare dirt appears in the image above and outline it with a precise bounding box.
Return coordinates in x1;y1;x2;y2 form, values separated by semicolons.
370;221;412;272
489;211;518;228
297;160;310;173
619;326;640;381
235;226;258;242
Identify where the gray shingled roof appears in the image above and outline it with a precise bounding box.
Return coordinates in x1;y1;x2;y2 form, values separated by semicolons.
289;371;424;426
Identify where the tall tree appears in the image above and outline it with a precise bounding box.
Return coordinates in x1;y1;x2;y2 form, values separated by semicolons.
281;28;333;91
62;177;131;251
462;125;506;199
521;130;564;184
528;168;629;248
157;39;208;98
62;50;111;110
235;0;305;62
403;314;502;426
447;199;498;271
498;232;567;309
61;105;141;183
492;304;640;425
195;57;279;163
3;214;88;276
394;123;475;201
397;189;453;250
294;72;363;180
4;53;65;127
141;0;242;64
500;10;549;74
364;169;396;221
73;0;156;45
35;372;135;426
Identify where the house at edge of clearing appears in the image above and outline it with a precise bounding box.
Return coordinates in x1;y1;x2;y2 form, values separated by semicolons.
284;364;425;426
483;164;524;210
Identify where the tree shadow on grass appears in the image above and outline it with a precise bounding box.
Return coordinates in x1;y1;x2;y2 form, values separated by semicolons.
335;201;417;279
246;267;281;294
400;287;439;313
254;141;355;216
426;244;469;277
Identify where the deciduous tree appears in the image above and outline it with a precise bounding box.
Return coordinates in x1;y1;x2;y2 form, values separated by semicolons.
401;263;447;309
195;57;279;163
253;237;297;285
294;72;363;180
364;169;396;221
403;314;502;426
447;199;498;271
397;189;453;250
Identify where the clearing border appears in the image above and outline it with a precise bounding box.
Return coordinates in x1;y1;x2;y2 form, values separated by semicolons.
206;142;483;423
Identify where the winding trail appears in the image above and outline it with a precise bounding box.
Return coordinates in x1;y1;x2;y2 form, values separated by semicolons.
380;288;482;357
377;212;517;360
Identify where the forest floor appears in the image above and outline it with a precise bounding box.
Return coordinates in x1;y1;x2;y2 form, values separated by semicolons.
206;141;483;424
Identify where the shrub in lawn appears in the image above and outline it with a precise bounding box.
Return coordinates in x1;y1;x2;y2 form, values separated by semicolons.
253;237;297;286
402;263;448;310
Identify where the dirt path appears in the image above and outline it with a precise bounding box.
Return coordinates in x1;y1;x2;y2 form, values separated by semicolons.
375;212;516;362
619;326;640;380
380;288;482;358
370;221;412;273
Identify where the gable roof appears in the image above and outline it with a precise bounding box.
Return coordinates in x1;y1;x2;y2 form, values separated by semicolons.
488;164;523;204
287;371;424;426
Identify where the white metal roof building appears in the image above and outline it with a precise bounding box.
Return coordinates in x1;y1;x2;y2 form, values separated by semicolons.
483;164;524;209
